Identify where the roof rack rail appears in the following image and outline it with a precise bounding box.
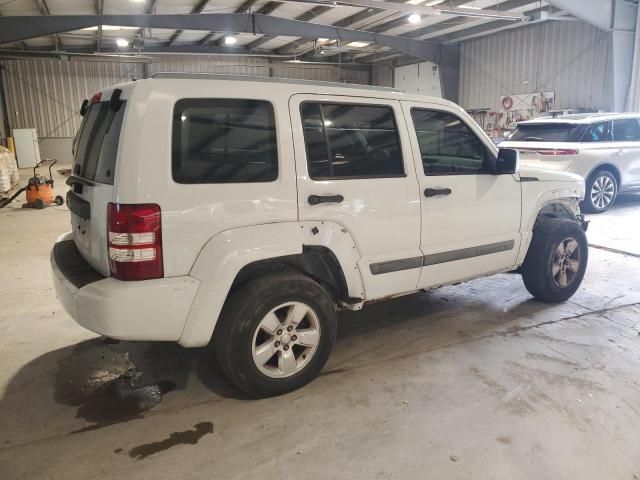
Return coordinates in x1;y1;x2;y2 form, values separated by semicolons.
150;72;401;92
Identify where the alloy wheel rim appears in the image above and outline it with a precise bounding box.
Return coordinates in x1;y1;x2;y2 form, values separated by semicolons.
590;175;615;210
251;301;321;378
552;237;581;288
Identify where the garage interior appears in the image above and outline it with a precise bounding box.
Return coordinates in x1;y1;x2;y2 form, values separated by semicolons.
1;0;640;478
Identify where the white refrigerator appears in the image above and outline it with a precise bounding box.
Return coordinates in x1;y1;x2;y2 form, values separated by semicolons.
13;128;41;168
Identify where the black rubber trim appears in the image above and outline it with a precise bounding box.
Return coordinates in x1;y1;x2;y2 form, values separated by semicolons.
369;240;515;275
66;190;91;220
53;240;105;289
369;256;423;275
422;240;515;266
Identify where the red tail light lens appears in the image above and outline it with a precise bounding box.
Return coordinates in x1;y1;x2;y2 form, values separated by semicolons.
90;92;102;104
536;148;579;156
107;203;163;281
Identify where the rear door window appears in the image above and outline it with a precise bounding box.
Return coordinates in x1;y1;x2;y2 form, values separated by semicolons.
612;118;640;142
172;99;278;183
581;121;611;142
510;123;583;142
300;102;404;179
73;101;126;185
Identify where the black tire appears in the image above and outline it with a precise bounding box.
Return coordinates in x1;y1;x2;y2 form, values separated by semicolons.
582;169;617;214
34;198;45;209
521;218;588;303
54;195;64;206
214;272;337;398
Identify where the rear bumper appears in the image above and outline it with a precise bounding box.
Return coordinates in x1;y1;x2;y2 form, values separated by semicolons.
51;233;200;342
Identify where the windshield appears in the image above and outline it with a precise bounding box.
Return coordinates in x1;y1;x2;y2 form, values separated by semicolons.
73;101;126;185
510;123;584;142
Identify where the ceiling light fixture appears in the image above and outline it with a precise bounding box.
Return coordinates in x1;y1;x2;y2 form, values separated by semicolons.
408;13;421;23
224;36;237;45
83;25;139;31
116;38;129;47
438;8;524;21
346;41;369;47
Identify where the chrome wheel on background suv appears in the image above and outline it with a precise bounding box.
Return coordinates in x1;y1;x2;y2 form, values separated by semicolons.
584;170;617;213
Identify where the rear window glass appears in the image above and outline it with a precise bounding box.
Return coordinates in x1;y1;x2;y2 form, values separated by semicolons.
172;99;278;184
612;118;640;141
510;123;583;142
73;101;126;185
300;102;404;179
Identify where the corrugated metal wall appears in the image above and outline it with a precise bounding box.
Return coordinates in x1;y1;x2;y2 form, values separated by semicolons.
627;8;640;111
459;20;613;112
1;58;144;138
0;55;370;139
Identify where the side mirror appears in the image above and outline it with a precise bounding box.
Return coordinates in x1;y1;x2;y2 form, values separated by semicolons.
494;148;518;174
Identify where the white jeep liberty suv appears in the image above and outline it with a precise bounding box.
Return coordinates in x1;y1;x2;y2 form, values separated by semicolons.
52;74;588;397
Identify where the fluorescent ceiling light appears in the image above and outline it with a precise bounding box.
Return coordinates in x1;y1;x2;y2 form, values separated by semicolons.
116;38;129;47
408;13;421;23
405;0;424;5
346;41;369;47
224;36;237;45
459;5;482;9
439;8;523;20
82;25;138;31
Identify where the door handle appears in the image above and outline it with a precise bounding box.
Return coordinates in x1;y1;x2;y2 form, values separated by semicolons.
308;194;344;205
616;149;625;156
424;188;452;198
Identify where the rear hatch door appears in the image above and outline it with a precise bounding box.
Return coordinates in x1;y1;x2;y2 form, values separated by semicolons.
67;89;128;275
500;122;584;171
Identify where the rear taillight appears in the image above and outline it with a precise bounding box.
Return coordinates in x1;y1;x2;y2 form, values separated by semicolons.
107;203;163;281
90;92;102;104
536;148;579;156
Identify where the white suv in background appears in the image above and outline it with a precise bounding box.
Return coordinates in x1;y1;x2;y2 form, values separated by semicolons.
500;113;640;213
52;74;587;397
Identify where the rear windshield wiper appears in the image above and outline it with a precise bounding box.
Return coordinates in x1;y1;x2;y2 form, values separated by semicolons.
522;136;545;141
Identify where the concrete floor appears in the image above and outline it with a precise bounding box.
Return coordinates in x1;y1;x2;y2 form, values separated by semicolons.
1;169;640;479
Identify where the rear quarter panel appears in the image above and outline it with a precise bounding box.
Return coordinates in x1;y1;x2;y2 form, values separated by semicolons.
114;79;299;277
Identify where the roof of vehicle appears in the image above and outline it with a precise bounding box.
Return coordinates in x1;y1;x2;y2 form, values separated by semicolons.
518;112;640;126
143;72;460;109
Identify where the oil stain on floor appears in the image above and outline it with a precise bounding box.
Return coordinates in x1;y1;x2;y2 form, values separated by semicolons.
126;422;214;460
54;339;177;433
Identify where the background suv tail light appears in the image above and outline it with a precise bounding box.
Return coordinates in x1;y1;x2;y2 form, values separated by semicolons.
536;148;579;156
107;203;163;281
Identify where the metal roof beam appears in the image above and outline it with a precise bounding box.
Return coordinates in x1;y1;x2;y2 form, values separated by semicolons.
546;0;612;30
0;13;445;62
35;0;64;49
277;3;391;54
200;0;269;45
245;4;334;50
95;0;103;51
427;4;550;44
168;0;210;46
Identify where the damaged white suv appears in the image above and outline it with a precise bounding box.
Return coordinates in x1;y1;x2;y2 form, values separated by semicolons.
52;74;588;397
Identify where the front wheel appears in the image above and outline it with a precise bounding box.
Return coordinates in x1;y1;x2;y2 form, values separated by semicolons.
214;272;337;398
583;170;617;213
521;218;588;303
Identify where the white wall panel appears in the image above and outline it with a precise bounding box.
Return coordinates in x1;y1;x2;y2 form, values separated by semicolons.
459;20;612;112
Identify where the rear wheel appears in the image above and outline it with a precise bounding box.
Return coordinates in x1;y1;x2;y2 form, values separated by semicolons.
521;218;588;303
214;272;337;398
583;170;617;213
34;198;45;209
54;195;64;206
